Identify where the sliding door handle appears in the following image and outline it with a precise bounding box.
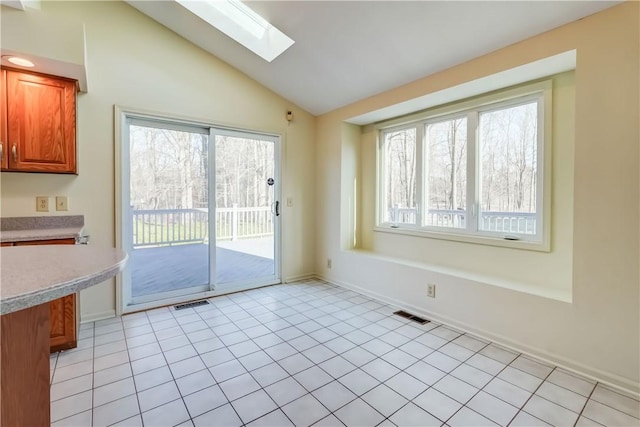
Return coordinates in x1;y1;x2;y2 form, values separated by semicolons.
275;201;280;217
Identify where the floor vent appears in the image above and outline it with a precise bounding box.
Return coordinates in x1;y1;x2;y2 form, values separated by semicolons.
174;300;210;310
394;310;430;325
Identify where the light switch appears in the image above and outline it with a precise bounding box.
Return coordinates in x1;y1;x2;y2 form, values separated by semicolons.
56;196;69;211
286;197;293;207
36;197;49;212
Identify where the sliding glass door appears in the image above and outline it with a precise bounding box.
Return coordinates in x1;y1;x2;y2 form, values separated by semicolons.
120;113;280;311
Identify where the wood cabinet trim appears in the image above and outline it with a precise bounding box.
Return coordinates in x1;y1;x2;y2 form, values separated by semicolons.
1;70;7;170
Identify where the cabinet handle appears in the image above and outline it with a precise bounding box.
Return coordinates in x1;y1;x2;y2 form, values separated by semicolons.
0;143;3;160
11;144;17;162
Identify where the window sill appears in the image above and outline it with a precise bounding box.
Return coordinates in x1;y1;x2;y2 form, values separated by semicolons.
343;248;571;303
373;225;550;252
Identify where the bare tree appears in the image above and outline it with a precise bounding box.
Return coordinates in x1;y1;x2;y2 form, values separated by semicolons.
384;129;417;221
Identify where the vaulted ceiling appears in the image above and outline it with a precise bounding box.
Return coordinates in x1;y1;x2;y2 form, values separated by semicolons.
127;1;621;116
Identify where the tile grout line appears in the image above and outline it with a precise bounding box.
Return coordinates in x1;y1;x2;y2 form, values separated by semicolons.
124;310;148;426
166;302;240;426
194;282;639;426
65;285;445;424
288;284;503;424
268;286;484;425
241;288;450;425
239;283;390;426
573;381;598;427
52;281;639;427
225;286;351;426
508;365;558;426
63;284;416;425
90;321;95;427
193;296;291;426
174;296;290;426
437;340;498;426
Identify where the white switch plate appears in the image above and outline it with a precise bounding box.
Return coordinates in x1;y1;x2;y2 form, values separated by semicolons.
56;196;69;211
286;197;293;207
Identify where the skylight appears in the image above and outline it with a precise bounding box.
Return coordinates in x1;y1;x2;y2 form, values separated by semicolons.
176;0;294;62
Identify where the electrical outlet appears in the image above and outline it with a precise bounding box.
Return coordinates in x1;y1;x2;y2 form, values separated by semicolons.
56;196;69;211
427;284;436;298
36;196;49;212
327;258;332;269
286;197;293;207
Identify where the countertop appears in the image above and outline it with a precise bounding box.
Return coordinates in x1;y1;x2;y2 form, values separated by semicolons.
0;215;85;243
1;227;83;243
0;245;127;315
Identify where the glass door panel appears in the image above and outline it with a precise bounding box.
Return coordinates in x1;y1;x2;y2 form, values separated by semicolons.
214;131;278;288
128;120;211;304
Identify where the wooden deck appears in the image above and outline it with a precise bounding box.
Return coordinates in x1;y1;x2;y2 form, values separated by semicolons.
130;241;275;298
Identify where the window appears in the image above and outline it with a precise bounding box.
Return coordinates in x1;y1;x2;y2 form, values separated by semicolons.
377;81;550;249
382;127;417;225
425;116;467;229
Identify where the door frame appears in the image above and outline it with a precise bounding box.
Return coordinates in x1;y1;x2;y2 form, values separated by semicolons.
115;106;283;315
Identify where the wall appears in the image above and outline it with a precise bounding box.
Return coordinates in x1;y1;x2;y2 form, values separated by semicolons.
316;2;639;392
0;1;316;320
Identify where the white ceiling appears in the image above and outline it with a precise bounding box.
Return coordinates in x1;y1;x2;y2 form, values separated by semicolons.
127;1;620;116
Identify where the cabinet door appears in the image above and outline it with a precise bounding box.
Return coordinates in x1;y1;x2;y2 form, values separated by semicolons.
14;238;77;352
1;70;7;170
6;70;77;173
47;294;77;352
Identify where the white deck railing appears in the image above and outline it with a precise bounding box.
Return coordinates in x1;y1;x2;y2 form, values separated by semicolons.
133;206;273;248
216;205;273;241
388;207;536;234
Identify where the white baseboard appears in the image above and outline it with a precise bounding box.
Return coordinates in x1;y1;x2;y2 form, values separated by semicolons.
80;310;116;324
318;274;640;398
283;272;318;283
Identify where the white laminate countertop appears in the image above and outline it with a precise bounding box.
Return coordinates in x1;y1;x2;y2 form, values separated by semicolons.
0;245;128;315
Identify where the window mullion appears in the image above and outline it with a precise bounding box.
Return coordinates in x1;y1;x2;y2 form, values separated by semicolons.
466;111;478;233
377;132;386;225
415;125;424;227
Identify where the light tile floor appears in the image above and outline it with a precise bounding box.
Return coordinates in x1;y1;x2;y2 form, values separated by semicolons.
50;280;640;427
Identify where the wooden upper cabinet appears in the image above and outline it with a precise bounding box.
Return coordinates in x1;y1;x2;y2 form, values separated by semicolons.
3;68;77;174
1;70;7;170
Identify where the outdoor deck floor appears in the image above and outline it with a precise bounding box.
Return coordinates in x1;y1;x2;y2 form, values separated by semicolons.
131;238;274;298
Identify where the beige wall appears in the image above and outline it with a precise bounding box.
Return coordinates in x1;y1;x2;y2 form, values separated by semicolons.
316;3;639;392
0;1;316;320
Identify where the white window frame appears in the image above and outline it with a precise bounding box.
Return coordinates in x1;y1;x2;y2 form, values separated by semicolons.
375;80;552;252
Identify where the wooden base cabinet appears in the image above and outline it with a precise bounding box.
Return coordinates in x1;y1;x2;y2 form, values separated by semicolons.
10;238;78;352
0;303;51;426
